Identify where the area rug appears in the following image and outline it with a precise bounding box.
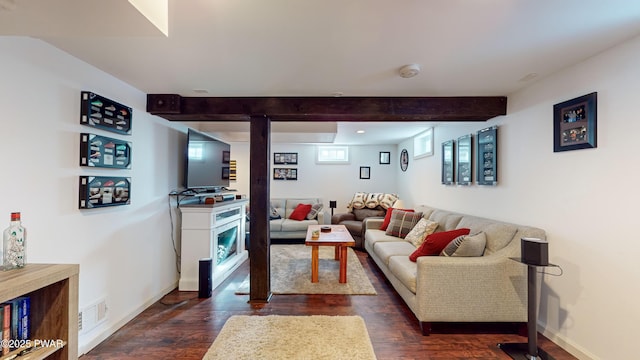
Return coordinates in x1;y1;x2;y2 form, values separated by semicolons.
202;315;377;360
235;244;376;295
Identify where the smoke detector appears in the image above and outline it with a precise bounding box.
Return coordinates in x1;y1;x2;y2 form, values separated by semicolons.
399;64;421;78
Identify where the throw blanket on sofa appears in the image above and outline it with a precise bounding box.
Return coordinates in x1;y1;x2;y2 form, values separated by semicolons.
347;192;398;210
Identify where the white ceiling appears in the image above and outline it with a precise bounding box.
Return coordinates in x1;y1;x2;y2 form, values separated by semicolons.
3;0;640;144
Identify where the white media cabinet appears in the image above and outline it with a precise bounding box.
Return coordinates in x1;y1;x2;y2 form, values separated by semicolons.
178;198;248;291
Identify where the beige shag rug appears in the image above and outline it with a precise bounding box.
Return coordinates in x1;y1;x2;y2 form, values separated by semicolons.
235;244;376;295
202;315;377;360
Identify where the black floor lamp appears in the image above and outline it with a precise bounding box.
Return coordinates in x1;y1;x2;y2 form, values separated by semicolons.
329;201;337;216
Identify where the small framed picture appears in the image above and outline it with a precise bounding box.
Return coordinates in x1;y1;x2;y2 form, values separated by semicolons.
273;168;297;180
379;151;391;164
553;92;597;152
274;152;298;164
360;166;371;179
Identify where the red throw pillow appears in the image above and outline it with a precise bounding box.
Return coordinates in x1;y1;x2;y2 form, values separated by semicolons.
409;228;471;262
380;208;414;231
289;203;312;221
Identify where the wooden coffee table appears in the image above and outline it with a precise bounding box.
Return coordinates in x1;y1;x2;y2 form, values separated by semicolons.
304;224;355;283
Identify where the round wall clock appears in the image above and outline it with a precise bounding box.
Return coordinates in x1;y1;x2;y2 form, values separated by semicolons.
400;149;409;171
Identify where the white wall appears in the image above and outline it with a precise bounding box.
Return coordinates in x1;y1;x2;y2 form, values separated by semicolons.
0;37;186;355
5;30;638;359
227;143;398;220
397;35;640;360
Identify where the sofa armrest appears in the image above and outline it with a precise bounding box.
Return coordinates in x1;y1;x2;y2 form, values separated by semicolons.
414;254;527;322
363;217;384;230
331;212;355;224
317;211;325;225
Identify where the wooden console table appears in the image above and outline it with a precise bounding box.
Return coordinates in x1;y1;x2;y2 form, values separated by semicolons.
0;263;79;360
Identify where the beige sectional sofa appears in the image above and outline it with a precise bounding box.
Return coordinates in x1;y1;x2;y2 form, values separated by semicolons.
269;198;324;239
364;204;546;335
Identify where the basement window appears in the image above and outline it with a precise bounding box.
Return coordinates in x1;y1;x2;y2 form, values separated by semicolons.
316;146;350;164
413;127;434;159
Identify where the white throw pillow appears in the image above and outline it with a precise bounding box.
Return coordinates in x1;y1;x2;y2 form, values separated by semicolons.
404;218;439;247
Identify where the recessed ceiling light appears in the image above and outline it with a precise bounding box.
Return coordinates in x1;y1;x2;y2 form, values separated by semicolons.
356;130;365;134
332;92;344;97
193;89;209;94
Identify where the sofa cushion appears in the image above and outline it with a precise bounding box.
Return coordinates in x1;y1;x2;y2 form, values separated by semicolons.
373;241;416;265
385;210;423;238
404;218;439;247
289;203;312;220
388;256;417;294
428;210;464;231
352;207;385;221
456;215;519;255
364;229;404;249
441;232;486;257
380;208;414;231
270;219;283;232
283;198;321;217
482;223;518;255
306;202;323;220
409;228;471;261
280;219;316;232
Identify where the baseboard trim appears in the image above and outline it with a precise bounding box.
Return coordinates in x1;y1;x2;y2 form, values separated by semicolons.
78;281;178;356
539;323;597;360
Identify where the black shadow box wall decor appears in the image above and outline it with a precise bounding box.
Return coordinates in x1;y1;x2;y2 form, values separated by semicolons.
274;152;298;165
456;134;473;185
273;168;297;180
80;91;132;135
80;133;132;169
476;126;498;185
79;176;131;209
441;140;455;185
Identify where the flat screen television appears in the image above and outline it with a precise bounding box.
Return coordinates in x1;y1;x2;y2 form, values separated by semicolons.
184;128;231;192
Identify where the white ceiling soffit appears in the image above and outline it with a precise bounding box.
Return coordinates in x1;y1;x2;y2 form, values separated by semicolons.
0;0;168;36
188;122;339;144
185;121;432;145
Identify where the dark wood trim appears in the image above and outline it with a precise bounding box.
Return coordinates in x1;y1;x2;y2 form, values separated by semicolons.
420;321;431;336
248;115;272;303
147;95;507;122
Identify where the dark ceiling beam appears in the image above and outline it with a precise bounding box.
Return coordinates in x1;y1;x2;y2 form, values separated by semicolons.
146;94;507;122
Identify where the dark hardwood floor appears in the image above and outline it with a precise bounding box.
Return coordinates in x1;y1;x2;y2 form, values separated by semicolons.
80;249;577;360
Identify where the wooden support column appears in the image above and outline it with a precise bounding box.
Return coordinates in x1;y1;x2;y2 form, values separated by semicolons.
249;115;272;303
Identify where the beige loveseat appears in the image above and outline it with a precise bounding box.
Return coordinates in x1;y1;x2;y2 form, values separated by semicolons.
364;204;546;335
270;198;324;239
